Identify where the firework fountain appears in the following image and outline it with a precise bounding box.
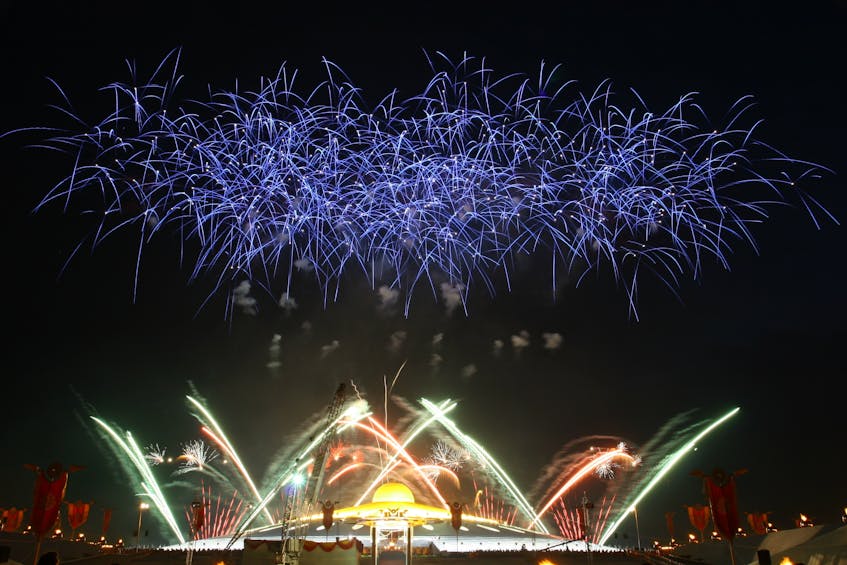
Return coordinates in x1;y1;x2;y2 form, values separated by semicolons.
183;481;250;540
419;397;550;534
186;394;275;525
85;384;738;549
531;443;638;529
89;417;187;544
597;407;740;545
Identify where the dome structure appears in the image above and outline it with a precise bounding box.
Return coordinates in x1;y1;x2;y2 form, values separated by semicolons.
371;482;416;504
330;482;455;529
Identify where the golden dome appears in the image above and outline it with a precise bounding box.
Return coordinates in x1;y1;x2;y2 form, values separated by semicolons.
371;482;415;504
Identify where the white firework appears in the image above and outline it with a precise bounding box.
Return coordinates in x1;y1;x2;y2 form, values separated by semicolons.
427;440;467;471
177;439;218;473
145;443;166;466
595;461;617;479
421;465;441;483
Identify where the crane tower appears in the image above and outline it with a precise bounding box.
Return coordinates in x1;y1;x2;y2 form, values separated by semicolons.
278;382;347;565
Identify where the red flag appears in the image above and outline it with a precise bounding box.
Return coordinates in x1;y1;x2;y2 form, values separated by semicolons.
747;512;768;535
102;508;112;536
665;511;676;540
700;468;744;541
687;504;710;535
450;502;463;531
190;500;205;535
321;500;335;530
3;507;25;531
28;462;70;537
66;501;91;531
66;502;77;531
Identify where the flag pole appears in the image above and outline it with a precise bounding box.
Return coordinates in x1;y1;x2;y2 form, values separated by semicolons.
32;534;43;565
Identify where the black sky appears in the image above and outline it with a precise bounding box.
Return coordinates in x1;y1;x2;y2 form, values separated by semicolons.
2;0;845;547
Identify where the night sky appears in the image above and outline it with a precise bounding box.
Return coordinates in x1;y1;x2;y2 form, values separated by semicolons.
2;0;845;547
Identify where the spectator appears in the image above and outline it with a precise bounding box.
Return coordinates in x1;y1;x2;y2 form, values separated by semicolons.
0;546;24;565
36;552;59;565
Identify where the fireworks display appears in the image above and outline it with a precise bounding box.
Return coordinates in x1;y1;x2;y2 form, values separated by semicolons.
3;3;842;561
176;440;218;473
553;494;617;544
183;481;249;540
84;387;733;547
531;445;638;527
426;440;468;472
597;407;740;545
187;394;274;525
89;417;187;544
145;444;167;466
25;51;832;318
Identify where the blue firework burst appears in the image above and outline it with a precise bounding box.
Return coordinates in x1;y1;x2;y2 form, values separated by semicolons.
24;50;835;318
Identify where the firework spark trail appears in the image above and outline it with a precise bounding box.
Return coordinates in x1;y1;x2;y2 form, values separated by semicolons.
27;51;834;319
186;395;274;524
233;458;313;538
529;435;628;502
174;461;231;484
555;504;579;541
352;399;457;506
559;507;582;541
358;458;404;490
326;462;371;485
198;426;258;486
146;444;166;465
173;439;233;487
593;495;616;544
256;397;372;496
553;494;615;544
219;490;248;538
185;481;248;539
230;401;371;539
178;439;218;469
347;416;447;507
553;505;576;540
324;444;414;496
473;482;517;526
427;440;467;471
597;407;740;545
418;464;461;489
531;447;636;527
90;417;186;544
420;398;549;534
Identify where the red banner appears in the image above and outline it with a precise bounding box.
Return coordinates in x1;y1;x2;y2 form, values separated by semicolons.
28;462;71;537
321;500;335;530
687;504;710;534
190;500;205;535
702;468;742;541
450;502;463;530
102;508;112;536
3;507;25;532
66;501;91;531
747;512;768;535
302;539;357;552
665;511;675;540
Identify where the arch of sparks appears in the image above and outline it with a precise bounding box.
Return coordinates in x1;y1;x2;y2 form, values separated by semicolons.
86;387;739;549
